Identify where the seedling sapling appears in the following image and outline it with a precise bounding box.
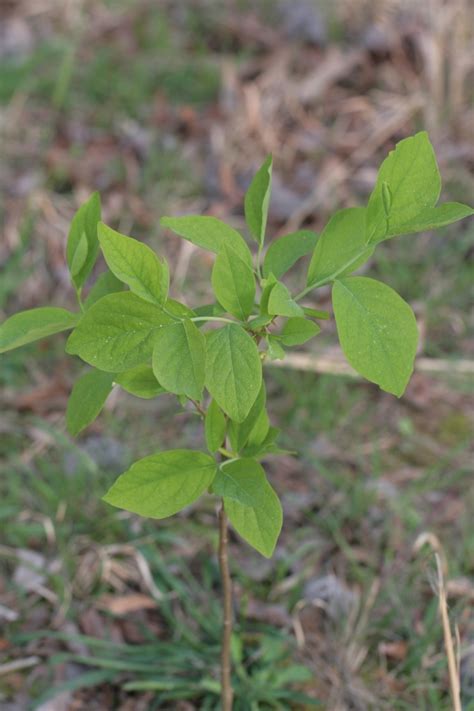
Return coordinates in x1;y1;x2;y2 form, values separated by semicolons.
1;132;472;709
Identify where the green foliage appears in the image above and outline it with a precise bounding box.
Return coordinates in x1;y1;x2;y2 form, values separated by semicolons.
205;324;262;423
244;155;272;246
366;131;473;243
66;192;101;293
66;292;173;372
115;365;164;399
228;383;266;453
84;270;124;308
152;319;206;400
263;229;318;279
160;215;251;262
279;317;321;346
215;459;282;558
306;207;372;288
211;244;255;319
332;277;418;397
205;399;227;453
0;307;78;353
98;222;169;306
66;369;115;436
1;131;473;559
103;450;217;519
267;280;304;317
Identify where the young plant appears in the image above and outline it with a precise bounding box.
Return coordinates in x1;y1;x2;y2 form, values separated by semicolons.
1;132;472;708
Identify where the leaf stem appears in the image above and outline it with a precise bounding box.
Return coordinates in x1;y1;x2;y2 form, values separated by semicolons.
190;316;236;325
294;284;314;302
218;501;234;711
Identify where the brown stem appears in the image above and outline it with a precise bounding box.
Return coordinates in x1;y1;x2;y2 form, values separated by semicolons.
218;501;234;710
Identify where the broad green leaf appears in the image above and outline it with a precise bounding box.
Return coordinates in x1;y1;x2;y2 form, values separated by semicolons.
263;230;319;279
205;324;262;423
267;337;285;360
244;155;272;246
115;365;164;399
220;459;282;557
243;425;282;458
306;208;372;288
211;244;255;320
152;319;206;400
0;307;78;353
84;270;124;309
248;315;273;330
384;202;474;236
66;292;174;372
213;459;265;506
267;281;304;317
103;449;217;519
66;192;101;291
259;273;277;315
66;369;115;436
205;399;227;453
228;382;266;453
160;215;252;264
165;298;195;319
193;303;226;319
366;132;441;244
246;407;270;448
98;223;169;306
332;277;418;397
280;317;320;346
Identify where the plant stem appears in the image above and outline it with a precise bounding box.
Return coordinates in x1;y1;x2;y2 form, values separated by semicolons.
190;316;236;325
218;501;233;710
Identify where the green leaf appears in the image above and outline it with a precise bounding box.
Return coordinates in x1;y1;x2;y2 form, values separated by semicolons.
219;459;282;557
115;365;164;399
84;270;124;309
193;303;226;319
66;292;174;372
306;208;372;288
366;132;441;244
103;450;217;519
228;382;266;452
98;222;169;306
267;337;285;360
246;407;270;447
66;369;115;436
332;277;418;397
0;308;79;353
248;315;273;330
212;459;263;506
211;244;256;320
160;215;252;263
244;155;272;246
267;281;304;317
259;273;277;315
152;319;206;400
263;230;318;279
243;425;282;458
383;202;474;236
280;317;320;346
205;324;262;423
205;399;227;453
165;298;195;319
66;192;101;291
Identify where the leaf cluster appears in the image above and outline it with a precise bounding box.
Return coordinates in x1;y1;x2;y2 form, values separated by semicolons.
1;132;472;557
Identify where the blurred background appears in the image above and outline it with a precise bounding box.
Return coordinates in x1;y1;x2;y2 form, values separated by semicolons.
0;0;473;709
